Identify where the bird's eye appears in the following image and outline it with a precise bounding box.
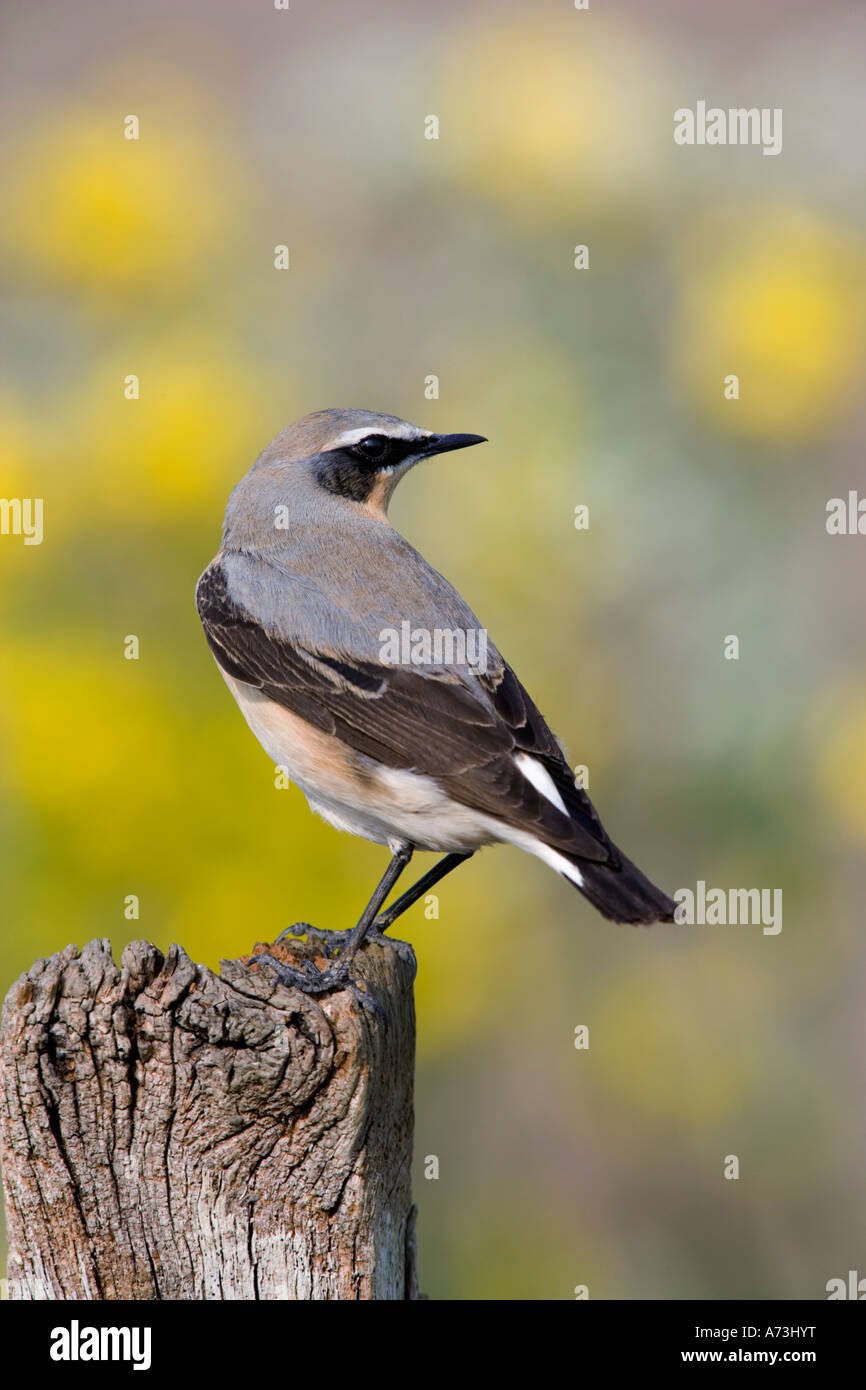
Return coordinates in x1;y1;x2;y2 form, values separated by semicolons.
354;435;390;463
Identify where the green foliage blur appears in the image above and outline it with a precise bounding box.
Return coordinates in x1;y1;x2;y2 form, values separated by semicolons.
2;0;865;1300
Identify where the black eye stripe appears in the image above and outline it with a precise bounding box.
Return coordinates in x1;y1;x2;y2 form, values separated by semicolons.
314;435;422;499
352;434;394;464
341;436;418;470
314;439;406;500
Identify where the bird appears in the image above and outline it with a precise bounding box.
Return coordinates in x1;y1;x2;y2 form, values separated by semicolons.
196;408;675;1000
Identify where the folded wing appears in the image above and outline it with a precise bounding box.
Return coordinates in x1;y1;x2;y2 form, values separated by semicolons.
196;562;617;867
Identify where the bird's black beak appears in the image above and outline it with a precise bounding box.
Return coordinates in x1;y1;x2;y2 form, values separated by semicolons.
422;433;488;457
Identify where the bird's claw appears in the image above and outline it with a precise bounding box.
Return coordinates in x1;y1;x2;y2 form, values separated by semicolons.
275;922;356;960
274;921;319;945
248;951;387;1022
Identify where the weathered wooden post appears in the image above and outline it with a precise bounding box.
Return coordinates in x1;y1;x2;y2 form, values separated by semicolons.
0;932;420;1300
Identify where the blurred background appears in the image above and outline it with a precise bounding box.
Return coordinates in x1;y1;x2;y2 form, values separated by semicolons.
1;0;865;1300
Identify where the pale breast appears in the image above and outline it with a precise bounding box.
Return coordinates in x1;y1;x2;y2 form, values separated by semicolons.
219;670;498;853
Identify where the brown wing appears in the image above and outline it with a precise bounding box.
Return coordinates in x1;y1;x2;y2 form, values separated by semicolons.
196;562;616;865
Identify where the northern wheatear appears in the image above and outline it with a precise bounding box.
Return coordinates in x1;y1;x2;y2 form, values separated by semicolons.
196;409;675;998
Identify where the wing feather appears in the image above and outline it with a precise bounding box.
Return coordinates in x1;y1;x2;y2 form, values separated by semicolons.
196;562;615;864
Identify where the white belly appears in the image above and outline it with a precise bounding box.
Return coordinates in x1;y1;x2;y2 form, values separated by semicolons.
221;672;501;853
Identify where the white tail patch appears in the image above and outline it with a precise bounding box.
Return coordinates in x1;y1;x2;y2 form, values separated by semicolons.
496;826;585;887
534;840;585;887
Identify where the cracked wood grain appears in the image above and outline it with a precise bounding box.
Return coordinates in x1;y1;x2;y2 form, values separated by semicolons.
0;932;420;1300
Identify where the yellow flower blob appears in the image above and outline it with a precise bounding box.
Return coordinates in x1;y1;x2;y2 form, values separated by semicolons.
5;104;229;294
672;207;866;442
439;13;666;226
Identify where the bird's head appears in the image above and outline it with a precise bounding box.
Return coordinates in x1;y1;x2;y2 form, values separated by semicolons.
223;409;487;545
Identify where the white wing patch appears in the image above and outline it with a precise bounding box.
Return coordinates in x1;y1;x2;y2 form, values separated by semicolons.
513;752;568;814
511;755;584;882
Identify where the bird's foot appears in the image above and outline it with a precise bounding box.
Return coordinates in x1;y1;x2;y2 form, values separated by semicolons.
275;921;413;971
275;920;319;945
248;951;386;1021
275;922;352;960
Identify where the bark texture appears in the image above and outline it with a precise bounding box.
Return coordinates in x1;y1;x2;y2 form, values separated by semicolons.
0;932;419;1300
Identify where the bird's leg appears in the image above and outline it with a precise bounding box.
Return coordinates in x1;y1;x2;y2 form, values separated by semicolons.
251;845;414;1005
275;852;474;971
369;852;473;936
326;844;414;968
306;852;474;969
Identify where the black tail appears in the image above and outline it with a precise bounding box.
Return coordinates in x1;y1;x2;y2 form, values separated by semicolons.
562;844;676;925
